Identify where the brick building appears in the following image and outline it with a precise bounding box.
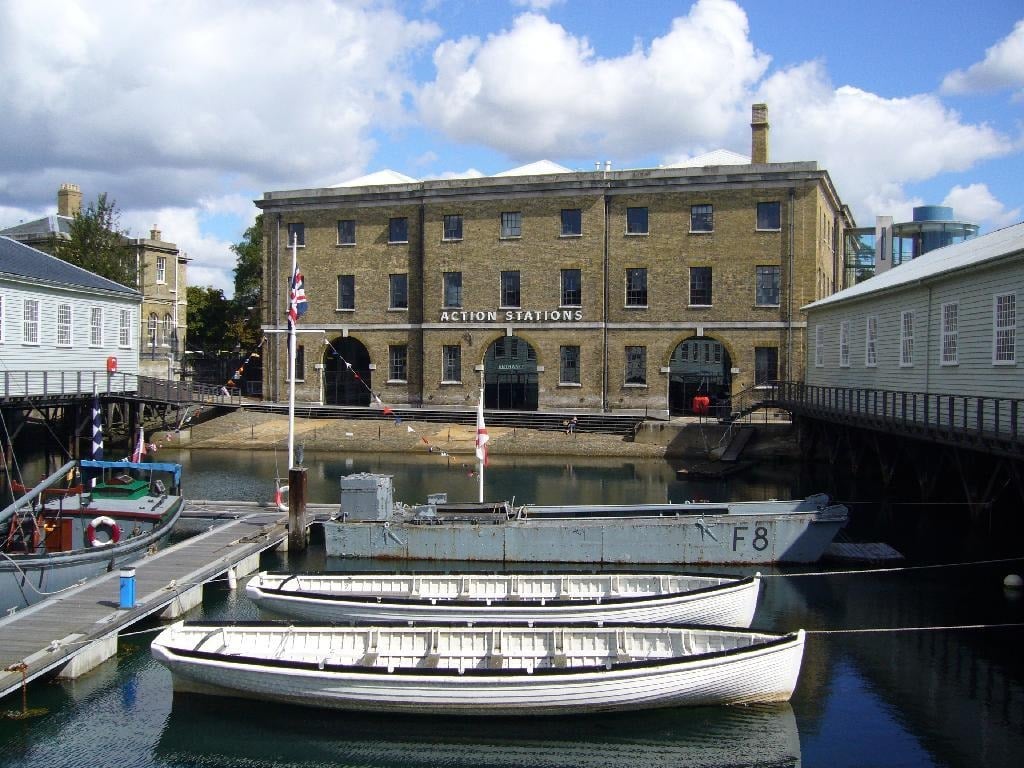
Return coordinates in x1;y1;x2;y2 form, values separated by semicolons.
257;105;852;415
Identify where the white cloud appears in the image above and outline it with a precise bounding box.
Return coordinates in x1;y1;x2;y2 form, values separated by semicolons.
417;0;770;159
757;62;1015;224
941;20;1024;96
0;0;439;288
511;0;565;10
943;183;1021;229
432;168;485;180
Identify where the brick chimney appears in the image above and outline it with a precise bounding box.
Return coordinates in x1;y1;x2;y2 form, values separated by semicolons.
150;226;161;241
57;183;82;217
750;104;769;164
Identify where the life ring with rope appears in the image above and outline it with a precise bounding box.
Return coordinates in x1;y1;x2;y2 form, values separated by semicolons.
85;516;121;547
274;485;289;513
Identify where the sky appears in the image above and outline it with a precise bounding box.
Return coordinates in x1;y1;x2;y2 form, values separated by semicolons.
1;0;1022;295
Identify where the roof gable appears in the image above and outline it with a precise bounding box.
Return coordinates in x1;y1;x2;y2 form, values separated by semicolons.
0;236;140;297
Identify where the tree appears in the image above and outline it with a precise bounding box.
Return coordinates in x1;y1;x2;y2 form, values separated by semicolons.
230;214;263;349
186;286;232;351
51;193;137;288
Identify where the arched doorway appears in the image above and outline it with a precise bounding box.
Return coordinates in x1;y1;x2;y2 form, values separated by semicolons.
324;337;371;405
668;336;732;415
484;336;538;410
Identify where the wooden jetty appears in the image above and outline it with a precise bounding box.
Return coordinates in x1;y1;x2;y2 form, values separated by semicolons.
0;501;333;703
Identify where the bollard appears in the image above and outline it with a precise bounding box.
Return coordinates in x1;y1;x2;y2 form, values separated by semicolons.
119;567;136;609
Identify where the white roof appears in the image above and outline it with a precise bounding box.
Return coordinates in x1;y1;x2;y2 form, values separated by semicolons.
493;160;573;177
668;149;751;168
806;221;1024;310
330;169;418;188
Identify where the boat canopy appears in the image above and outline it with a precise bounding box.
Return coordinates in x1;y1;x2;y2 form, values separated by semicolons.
80;460;182;487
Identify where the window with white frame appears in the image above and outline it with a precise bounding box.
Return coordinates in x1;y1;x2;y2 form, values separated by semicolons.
500;211;522;238
814;325;824;367
147;312;158;348
994;293;1016;364
900;310;914;366
560;345;580;384
839;320;850;367
389;345;407;382
941;302;958;365
625;345;646;385
23;299;39;344
156;256;167;284
442;345;461;382
164;314;174;347
57;303;72;347
119;308;131;347
865;316;877;367
755;266;780;306
90;307;103;346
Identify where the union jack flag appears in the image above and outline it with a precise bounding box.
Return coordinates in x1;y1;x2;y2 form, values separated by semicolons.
289;265;308;327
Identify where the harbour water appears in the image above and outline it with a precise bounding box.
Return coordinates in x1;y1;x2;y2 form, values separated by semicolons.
2;449;1023;767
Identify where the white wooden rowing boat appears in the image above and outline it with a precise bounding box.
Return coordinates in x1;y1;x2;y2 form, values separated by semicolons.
246;571;762;627
151;621;805;715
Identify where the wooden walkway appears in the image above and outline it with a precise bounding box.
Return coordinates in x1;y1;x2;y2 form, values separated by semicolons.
0;501;333;703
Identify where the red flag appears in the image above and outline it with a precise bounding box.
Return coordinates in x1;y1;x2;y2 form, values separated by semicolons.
475;397;489;466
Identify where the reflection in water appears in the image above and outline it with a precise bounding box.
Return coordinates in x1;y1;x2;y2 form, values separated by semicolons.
155;696;800;768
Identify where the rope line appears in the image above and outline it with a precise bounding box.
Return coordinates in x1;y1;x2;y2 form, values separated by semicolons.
761;555;1024;578
807;622;1024;635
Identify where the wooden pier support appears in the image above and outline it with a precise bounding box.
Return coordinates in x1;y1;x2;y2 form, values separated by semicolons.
288;466;308;551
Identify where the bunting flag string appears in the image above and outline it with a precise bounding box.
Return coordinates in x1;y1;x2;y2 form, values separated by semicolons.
323;336;480;475
224;336;267;391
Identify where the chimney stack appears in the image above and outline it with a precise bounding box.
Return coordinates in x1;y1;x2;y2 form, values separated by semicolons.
150;226;162;241
57;183;82;217
750;103;769;164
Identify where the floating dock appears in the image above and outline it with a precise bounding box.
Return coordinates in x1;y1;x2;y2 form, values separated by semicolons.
0;501;333;703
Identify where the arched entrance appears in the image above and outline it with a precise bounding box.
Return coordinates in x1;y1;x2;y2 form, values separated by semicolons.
324;337;371;405
484;336;538;410
668;336;732;415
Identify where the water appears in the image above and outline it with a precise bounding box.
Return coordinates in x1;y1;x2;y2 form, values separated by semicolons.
2;449;1023;767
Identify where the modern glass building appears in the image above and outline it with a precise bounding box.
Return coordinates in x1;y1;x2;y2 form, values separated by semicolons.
843;206;979;287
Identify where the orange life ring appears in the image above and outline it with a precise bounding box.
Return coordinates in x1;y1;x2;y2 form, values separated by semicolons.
274;485;289;513
85;516;121;547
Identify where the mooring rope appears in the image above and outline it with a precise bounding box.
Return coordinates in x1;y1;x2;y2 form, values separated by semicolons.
806;622;1024;635
761;555;1024;578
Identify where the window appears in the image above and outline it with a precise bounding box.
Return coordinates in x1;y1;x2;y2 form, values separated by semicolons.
689;267;712;306
900;311;914;366
814;325;824;367
57;303;72;347
389;274;408;310
757;202;781;230
443;214;463;241
755;266;780;306
500;211;521;238
560;345;580;384
625;346;646;385
90;307;102;346
443;272;462;308
164;314;174;347
289;344;305;382
561;269;581;306
147;312;158;347
388;217;408;243
626;207;648;235
941;302;958;365
287;222;305;247
865;316;878;367
337;275;355;310
442;345;461;382
337;219;356;245
839;320;850;367
755;347;778;385
994;293;1016;364
119;309;131;347
690;204;713;233
23;299;39;344
625;268;648;307
156;256;167;284
389;345;407;382
561;209;582;236
500;271;521;307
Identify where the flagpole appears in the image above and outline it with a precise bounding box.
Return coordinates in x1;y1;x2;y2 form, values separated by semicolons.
287;233;298;470
478;371;485;504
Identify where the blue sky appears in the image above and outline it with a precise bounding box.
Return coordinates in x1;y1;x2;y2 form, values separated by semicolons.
1;0;1021;294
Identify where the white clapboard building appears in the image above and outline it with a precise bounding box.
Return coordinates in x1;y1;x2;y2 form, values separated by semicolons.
0;236;141;395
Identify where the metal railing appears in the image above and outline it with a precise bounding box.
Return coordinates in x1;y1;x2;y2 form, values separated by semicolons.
777;381;1023;453
0;370;242;406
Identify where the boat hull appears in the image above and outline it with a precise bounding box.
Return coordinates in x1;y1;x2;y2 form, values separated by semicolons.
324;506;846;564
152;622;805;716
0;496;183;614
246;572;761;628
